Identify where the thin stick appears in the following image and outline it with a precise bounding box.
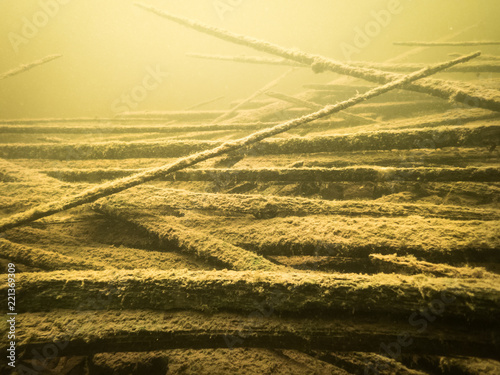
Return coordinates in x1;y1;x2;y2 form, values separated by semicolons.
135;3;500;112
0;53;479;233
0;54;61;81
266;91;379;123
386;25;479;66
116;110;227;120
450;52;500;61
348;60;500;73
185;95;225;110
189;52;500;73
210;68;295;124
266;91;322;110
187;52;305;67
395;41;500;47
0;117;179;124
228;25;477;124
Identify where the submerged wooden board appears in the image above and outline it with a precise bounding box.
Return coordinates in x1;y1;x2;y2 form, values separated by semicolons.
1;124;498;159
2;310;499;359
1;55;499;374
8;269;499;327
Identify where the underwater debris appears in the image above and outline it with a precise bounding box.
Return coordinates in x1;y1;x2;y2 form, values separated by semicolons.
266;91;379;123
347;60;500;73
0;54;61;81
3;310;497;358
185;95;225;110
93;200;283;272
0;4;498;371
0;117;164;125
314;352;430;375
266;91;323;110
304;83;422;103
97;186;500;221
0;124;496;159
90;352;169;374
0;238;109;271
9;269;500;323
94;187;500;262
0;121;280;134
5;105;495;135
450;52;500;61
368;253;497;279
0;158;62;186
135;4;500;112
186;52;306;67
190;52;500;73
400;355;500;375
182;215;499;262
0;53;467;232
115;108;307;122
395;41;500;46
152;166;500;183
116;110;229;121
46;166;500;184
211;68;295;124
315;99;452;117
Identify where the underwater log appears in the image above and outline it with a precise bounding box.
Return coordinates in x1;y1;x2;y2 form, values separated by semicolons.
368;253;497;279
400;354;500;375
93;201;283;272
87;186;500;222
135;4;500;112
5;310;498;359
46;166;500;184
271;254;495;278
0;124;496;159
0;53;477;232
0;238;109;271
93;187;500;262
8;269;500;325
313;352;429;375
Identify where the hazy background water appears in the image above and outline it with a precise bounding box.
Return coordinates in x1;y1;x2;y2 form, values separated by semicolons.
1;0;499;119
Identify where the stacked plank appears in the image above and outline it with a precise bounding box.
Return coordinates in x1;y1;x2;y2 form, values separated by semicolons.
1;8;499;375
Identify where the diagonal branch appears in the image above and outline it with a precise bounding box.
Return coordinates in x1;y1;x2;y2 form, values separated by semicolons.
0;54;61;81
0;52;479;233
135;3;500;112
